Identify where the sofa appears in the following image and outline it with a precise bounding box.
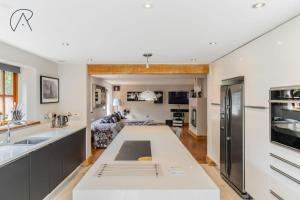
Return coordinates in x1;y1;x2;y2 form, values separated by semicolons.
91;112;159;149
91;112;125;148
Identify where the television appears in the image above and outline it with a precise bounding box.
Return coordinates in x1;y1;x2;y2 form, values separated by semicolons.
168;91;189;104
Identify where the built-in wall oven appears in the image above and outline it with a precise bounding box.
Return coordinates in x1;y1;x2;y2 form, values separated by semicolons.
270;86;300;151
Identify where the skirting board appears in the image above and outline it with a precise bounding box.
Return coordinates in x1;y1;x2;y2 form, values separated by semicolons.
206;156;217;166
44;164;83;200
188;130;207;140
82;154;93;166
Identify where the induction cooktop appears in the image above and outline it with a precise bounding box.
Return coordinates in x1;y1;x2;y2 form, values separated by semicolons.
115;140;152;161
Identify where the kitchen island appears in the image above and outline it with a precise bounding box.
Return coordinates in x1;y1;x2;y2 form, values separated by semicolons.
73;125;220;200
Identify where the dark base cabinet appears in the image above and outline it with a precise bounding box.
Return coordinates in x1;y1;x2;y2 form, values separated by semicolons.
0;155;30;200
0;128;86;200
30;145;51;200
62;129;86;178
49;140;64;191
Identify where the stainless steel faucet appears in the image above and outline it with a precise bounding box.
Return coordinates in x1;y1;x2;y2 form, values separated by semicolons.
4;120;27;144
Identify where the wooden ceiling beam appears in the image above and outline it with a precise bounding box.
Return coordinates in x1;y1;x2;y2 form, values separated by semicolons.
87;64;209;75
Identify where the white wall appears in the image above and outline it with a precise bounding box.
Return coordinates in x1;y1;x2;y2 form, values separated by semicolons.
207;16;300;199
113;85;193;123
57;64;87;121
0;41;58;121
57;63;91;156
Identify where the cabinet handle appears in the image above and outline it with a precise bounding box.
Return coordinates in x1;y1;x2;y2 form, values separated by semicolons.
244;105;268;109
270;165;300;185
270;190;284;200
211;103;220;106
270;153;300;170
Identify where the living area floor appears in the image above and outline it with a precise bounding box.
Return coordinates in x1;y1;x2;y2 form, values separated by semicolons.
49;125;241;200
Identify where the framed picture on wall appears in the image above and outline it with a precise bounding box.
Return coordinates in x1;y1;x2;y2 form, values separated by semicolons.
92;84;107;111
40;76;59;104
127;91;144;101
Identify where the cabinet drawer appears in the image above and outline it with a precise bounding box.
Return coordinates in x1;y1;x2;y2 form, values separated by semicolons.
270;167;300;200
271;144;300;167
270;155;300;182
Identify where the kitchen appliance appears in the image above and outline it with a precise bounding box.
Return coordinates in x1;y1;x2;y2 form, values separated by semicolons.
220;77;250;199
115;140;152;161
57;115;68;127
270;86;300;151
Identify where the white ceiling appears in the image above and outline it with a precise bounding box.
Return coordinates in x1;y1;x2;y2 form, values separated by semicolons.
93;74;204;85
0;0;300;64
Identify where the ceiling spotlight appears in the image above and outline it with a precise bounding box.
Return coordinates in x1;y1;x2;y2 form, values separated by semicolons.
62;42;70;46
143;2;153;9
209;42;217;45
276;41;283;45
252;2;266;9
143;53;152;69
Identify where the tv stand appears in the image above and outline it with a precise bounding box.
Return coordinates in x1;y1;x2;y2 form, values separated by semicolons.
170;109;189;113
172;112;184;127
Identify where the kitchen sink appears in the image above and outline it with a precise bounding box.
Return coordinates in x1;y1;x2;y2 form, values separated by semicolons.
14;137;50;145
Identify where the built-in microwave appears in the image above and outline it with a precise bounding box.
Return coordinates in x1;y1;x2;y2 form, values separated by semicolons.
270;86;300;151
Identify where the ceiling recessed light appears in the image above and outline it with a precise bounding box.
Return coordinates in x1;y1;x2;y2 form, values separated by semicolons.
252;2;266;9
62;42;70;46
276;41;283;45
209;42;217;45
143;2;153;9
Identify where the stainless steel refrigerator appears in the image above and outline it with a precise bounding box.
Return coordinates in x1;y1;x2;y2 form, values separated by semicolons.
220;77;250;199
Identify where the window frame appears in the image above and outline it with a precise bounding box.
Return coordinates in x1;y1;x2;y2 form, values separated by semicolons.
0;71;18;119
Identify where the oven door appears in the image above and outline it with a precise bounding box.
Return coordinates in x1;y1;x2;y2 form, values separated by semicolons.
270;100;300;151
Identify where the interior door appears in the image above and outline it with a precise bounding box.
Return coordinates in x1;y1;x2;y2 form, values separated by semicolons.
220;85;228;176
228;83;244;192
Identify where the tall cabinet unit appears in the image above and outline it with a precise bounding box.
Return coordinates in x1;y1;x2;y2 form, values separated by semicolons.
189;97;207;136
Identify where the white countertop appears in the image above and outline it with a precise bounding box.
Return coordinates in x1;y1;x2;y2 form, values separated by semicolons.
0;121;86;167
73;125;220;200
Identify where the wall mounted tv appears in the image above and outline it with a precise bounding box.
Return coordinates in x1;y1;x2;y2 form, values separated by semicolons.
168;91;189;104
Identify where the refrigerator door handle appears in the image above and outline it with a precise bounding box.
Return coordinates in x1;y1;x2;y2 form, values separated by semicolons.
226;88;232;177
224;87;229;177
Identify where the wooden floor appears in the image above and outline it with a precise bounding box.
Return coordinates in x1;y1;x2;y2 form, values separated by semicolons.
51;125;242;200
179;126;207;164
91;148;105;164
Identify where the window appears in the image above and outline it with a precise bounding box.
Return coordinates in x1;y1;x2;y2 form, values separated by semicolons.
0;70;18;120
